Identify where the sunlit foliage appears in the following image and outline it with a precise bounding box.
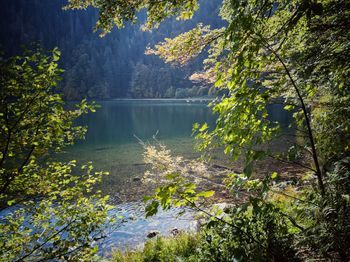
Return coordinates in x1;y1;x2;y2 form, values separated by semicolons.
64;0;199;36
0;48;113;260
141;142;216;217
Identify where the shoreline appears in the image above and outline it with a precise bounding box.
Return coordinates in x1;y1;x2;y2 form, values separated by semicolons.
66;98;214;103
111;97;213;101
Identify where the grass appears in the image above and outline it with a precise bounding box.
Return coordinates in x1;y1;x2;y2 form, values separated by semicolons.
112;233;200;262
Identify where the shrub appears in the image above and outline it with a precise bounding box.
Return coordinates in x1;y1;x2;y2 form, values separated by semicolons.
297;158;350;260
195;199;301;262
196;86;208;97
0;48;112;261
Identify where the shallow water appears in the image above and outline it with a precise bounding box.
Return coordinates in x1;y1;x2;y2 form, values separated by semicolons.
101;202;197;256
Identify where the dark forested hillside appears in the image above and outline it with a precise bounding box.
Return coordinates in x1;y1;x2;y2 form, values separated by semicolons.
0;0;223;99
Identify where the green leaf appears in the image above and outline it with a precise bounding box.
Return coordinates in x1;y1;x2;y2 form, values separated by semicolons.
145;201;159;217
284;105;294;111
7;199;16;206
271;172;278;180
197;191;215;198
199;123;208;132
165;173;180;180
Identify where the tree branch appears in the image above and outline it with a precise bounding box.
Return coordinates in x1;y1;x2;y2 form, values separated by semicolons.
260;39;325;196
14;219;76;262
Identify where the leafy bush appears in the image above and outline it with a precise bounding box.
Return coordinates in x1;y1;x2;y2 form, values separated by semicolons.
198;204;300;262
297;158;350;260
140;143;350;261
196;86;208;97
164;86;176;98
0;48;113;260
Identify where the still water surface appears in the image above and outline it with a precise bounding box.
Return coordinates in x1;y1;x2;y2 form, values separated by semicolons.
64;99;216;196
78;99;216;147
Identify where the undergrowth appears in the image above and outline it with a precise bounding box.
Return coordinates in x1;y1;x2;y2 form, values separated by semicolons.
112;233;200;262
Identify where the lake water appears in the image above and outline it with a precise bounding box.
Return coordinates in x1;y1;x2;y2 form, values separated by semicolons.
60;99;292;252
64;99;292;196
62;99;217;198
60;99;216;253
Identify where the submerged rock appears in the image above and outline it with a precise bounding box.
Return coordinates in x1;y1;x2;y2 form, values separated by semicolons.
133;163;146;166
170;228;180;236
132;176;141;182
147;231;160;238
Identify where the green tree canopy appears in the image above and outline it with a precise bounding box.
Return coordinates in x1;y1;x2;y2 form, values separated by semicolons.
64;0;200;36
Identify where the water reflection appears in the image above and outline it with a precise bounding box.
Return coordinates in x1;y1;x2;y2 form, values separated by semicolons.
76;100;216;148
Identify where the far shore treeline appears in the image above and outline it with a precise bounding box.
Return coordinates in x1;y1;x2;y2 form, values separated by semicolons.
0;0;224;100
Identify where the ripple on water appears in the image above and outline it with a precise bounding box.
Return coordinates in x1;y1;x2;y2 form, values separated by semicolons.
99;201;197;256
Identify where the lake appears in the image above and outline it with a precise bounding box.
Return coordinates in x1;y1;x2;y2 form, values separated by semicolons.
60;99;217;252
60;99;292;252
62;99;217;199
61;98;293;204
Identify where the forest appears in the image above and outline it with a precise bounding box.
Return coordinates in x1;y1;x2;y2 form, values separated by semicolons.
0;0;223;99
1;0;349;261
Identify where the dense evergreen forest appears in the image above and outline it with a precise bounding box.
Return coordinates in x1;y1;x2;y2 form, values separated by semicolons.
0;0;223;99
